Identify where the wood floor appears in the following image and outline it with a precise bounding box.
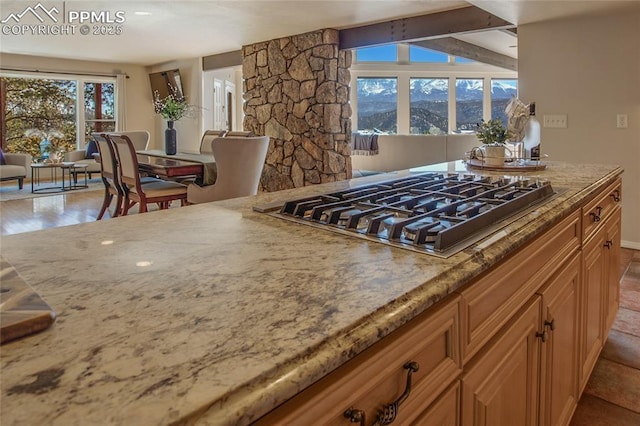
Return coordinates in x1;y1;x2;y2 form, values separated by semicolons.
1;186;638;424
0;180;179;236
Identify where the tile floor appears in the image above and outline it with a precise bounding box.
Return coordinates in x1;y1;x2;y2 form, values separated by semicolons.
570;248;640;425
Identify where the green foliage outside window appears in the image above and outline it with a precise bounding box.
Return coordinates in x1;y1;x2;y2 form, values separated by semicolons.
2;77;77;158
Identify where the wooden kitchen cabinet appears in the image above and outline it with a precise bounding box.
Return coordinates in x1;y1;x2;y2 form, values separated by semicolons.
457;210;581;364
462;251;581;426
579;180;622;393
461;295;543;426
257;178;622;426
538;252;581;426
256;294;461;425
412;380;461;426
604;207;621;332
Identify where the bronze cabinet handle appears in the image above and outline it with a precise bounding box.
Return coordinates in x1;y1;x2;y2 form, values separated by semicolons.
344;361;420;426
536;330;549;342
590;206;603;223
544;319;555;331
610;190;621;202
604;240;613;249
344;408;366;426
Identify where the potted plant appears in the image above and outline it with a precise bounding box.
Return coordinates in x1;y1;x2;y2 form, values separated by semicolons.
153;89;196;155
473;120;512;166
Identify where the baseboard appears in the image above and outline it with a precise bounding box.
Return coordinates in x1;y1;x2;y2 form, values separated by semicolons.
622;240;640;250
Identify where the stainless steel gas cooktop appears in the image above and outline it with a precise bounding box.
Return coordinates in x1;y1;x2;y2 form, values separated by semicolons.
257;172;557;258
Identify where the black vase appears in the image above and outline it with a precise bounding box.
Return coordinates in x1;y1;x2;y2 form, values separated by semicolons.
165;121;177;155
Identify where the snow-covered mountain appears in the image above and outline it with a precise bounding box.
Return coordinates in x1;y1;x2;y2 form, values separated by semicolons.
358;78;517;103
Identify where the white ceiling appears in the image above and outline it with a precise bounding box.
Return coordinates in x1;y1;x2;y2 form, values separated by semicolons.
0;1;637;66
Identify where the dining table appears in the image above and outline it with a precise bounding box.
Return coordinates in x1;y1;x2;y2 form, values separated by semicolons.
136;150;217;185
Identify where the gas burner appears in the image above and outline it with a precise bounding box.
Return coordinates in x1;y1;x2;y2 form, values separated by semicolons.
259;173;556;257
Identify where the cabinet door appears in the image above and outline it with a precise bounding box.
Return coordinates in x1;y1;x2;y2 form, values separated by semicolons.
604;207;622;332
539;253;580;426
413;380;461;426
580;226;607;393
461;296;542;426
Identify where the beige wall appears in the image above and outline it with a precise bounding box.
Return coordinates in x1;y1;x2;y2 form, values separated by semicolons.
149;58;203;153
518;9;640;248
0;53;156;142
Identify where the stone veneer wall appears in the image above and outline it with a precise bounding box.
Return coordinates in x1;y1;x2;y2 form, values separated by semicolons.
242;29;352;192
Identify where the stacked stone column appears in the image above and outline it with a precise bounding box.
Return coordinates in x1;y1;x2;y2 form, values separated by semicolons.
242;29;352;191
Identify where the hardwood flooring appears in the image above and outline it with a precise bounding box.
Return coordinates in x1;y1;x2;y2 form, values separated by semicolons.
0;180;180;236
1;187;638;424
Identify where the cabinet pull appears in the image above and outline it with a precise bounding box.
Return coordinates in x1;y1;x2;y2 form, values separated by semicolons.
344;408;366;426
604;240;613;249
536;330;548;342
544;319;555;331
610;190;621;202
343;361;419;426
590;206;603;223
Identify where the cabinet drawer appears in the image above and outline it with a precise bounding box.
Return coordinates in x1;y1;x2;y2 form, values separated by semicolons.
457;209;580;364
256;295;461;425
413;380;461;426
582;178;622;241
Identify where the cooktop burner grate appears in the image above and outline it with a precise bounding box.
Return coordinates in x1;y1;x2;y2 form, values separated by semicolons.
259;173;556;257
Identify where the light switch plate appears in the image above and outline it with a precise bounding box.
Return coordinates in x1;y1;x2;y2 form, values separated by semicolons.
543;114;568;128
617;114;628;128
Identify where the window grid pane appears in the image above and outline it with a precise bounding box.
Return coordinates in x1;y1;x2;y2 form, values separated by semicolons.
491;79;518;126
356;45;397;62
357;78;398;134
456;78;483;132
409;46;449;63
410;78;448;135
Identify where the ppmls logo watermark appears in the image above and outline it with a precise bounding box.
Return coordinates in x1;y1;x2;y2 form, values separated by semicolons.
1;2;126;36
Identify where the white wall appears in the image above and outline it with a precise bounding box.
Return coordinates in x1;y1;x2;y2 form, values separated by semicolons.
518;9;640;248
202;66;244;134
0;53;155;140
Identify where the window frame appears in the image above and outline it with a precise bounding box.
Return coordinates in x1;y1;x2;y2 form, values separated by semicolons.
0;71;118;149
355;76;399;134
351;48;517;134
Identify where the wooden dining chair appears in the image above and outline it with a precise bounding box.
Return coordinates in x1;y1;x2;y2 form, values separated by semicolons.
187;136;269;204
94;134;124;219
103;131;150;151
108;134;188;214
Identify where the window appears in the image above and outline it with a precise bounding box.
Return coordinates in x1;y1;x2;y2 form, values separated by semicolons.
454;56;476;64
409;46;449;63
356;77;397;134
456;78;483;132
1;76;77;158
84;82;116;138
1;74;117;157
356;45;397;62
491;79;518;126
410;78;448;135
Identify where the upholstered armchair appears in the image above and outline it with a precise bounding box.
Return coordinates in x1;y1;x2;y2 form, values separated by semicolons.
0;151;32;189
64;140;101;178
187;136;269;204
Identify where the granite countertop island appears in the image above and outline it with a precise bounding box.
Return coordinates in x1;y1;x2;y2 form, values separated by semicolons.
0;160;622;425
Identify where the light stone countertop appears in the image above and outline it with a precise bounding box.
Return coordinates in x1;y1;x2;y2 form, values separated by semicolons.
0;160;622;425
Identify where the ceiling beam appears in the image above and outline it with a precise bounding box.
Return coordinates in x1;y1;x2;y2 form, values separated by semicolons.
500;28;518;37
411;37;517;71
339;5;515;50
202;50;243;71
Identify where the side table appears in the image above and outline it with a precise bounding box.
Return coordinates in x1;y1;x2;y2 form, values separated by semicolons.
61;163;89;190
31;163;63;193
